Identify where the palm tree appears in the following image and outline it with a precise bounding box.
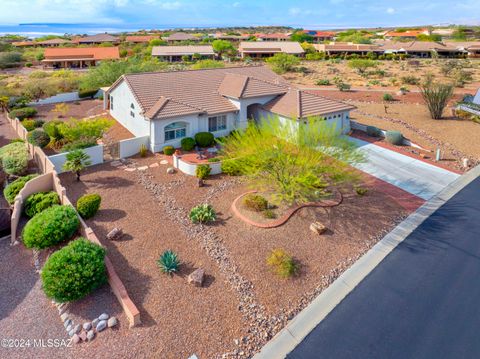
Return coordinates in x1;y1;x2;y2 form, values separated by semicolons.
63;150;91;181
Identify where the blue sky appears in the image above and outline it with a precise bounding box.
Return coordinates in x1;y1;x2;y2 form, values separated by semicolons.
0;0;479;29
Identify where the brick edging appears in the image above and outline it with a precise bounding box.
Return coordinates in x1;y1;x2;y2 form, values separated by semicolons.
231;190;343;228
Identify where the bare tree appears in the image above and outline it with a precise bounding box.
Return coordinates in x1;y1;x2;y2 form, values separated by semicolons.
420;81;454;120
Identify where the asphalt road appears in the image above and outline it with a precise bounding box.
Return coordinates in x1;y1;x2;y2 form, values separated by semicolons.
288;176;480;359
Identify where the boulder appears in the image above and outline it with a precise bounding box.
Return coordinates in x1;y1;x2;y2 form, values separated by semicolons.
166;167;176;174
60;313;69;322
92;318;99;328
98;313;109;321
187;268;205;287
106;228;123;241
96;320;107;332
310;222;327;235
79;331;87;342
107;317;118;328
86;330;95;341
83;322;92;331
72;334;80;344
73;324;81;335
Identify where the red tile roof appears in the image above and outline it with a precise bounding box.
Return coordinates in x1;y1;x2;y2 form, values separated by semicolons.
125;35;158;43
43;47;120;61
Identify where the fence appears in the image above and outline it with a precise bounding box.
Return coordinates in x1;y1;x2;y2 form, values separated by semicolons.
119;136;150;159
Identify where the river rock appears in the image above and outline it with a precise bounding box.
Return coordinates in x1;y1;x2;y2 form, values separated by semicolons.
310;221;327;235
98;313;109;321
107;317;118;328
96;320;107;332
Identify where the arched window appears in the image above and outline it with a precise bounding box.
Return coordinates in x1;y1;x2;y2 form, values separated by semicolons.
164;122;187;141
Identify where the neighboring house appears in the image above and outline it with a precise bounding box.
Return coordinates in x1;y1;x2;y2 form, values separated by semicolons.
12;41;35;47
42;47;120;69
211;33;250;42
125;35;159;43
384;29;429;40
445;42;480;58
382;41;462;58
105;66;354;152
73;33;119;45
163;32;201;43
238;41;305;58
12;38;71;47
255;33;291;42
304;30;336;42
151;45;215;62
315;43;383;55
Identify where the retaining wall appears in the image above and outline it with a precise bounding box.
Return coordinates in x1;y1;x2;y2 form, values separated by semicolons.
119;135;150;159
27;91;101;106
173;154;222;176
48;145;104;173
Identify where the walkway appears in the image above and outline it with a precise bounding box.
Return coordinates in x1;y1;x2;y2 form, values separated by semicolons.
349;137;460;200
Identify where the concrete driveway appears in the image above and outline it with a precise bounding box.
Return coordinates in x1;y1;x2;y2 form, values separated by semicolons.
349;137;460;200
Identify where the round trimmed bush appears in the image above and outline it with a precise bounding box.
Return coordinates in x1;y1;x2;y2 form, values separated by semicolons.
194;132;215;147
243;194;268;212
163;146;175;155
41;238;107;302
21;119;36;131
196;164;211;179
0;142;29;176
27;129;50;148
385;130;403;145
24;191;60;217
181;137;196;151
22;205;80;249
3;174;37;204
76;193;101;219
43;121;63;141
9;107;37;120
383;93;394;101
366;126;382;137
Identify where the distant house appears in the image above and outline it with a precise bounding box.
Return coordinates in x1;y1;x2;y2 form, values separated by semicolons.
255;33;291;42
13;38;71;47
163;32;201;43
125;35;159;43
384;29;429;40
151;45;215;62
73;33;119;45
315;43;383;55
12;41;35;47
382;41;462;58
105;66;354;152
42;47;120;69
238;41;305;58
211;33;250;42
303;30;336;42
445;42;480;58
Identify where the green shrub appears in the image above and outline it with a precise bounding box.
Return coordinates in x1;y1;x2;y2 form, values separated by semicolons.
194;132;215;147
0;142;29;175
76;193;101;219
27;129;50;148
355;187;368;196
157;250;180;274
263;209;277;219
57;117;113;144
61;138;97;152
41;238;107;302
33;119;44;128
385;131;403;145
366;126;382;137
21;119;36;131
22;205;80;249
221;159;241;176
316;78;330;86
189;204;216;224
266;248;299;278
383;93;394;101
9;107;37;120
180;137;196;151
78;88;98;98
139;143;147;157
401;76;419;85
24;191;60;217
243;194;268;212
3;174;37;204
163;145;175;155
207;157;220;163
9;138;24;144
196;164;211;179
43;121;64;142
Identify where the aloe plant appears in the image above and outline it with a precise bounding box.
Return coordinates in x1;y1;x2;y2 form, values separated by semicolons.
157;250;179;275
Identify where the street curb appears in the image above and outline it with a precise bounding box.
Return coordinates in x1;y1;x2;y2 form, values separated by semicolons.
253;165;480;359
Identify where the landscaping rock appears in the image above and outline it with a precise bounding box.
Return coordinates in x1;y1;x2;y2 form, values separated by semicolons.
137;166;148;171
160;159;169;165
96;320;107;332
72;334;80;344
68;329;75;337
92;318;99;328
73;324;81;334
79;331;87;342
63;319;72;328
60;313;69;322
86;330;95;341
310;221;327;235
66;324;73;333
83;322;92;331
106;227;123;241
149;163;159;168
187;268;205;287
107;317;118;328
166;167;176;174
98;313;109;320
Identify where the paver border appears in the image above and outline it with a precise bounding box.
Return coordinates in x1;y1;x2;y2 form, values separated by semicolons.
253;164;480;359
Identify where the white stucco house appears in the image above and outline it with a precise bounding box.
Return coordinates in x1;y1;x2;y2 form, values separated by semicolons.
105;66;355;152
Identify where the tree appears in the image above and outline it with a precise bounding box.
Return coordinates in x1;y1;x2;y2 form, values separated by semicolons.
347;59;377;75
0;52;22;69
301;42;316;54
290;32;314;43
420;80;454;119
63;149;91;181
265;53;300;74
212;39;235;57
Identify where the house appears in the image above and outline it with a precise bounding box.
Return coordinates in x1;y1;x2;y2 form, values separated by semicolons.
151;45;215;62
255;33;291;42
163;32;201;43
72;33;119;45
125;35;159;43
12;38;71;47
304;30;336;42
382;41;462;58
12;41;35;47
315;43;383;55
211;33;250;42
445;42;480;58
238;41;305;58
105;66;354;152
384;29;429;40
42;47;120;69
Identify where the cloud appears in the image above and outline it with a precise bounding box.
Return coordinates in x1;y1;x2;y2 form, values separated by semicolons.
232;2;241;7
386;7;395;14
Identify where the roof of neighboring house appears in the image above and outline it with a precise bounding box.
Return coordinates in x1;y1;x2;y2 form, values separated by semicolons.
239;41;305;54
37;38;71;45
217;73;287;99
315;43;382;52
444;41;480;51
74;33;119;43
381;41;460;52
384;29;428;38
263;89;356;119
213;33;250;40
151;45;214;56
42;47;120;61
12;41;35;47
125;35;158;43
255;33;291;40
304;30;336;37
164;32;200;41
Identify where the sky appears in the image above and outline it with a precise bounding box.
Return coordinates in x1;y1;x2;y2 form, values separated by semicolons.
0;0;479;29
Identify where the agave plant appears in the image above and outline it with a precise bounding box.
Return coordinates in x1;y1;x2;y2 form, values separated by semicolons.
157;250;179;275
189;204;216;224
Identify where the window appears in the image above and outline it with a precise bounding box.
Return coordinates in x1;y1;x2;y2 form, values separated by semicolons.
164;122;187;141
130;103;135;109
110;96;113;110
208;115;227;132
130;111;135;118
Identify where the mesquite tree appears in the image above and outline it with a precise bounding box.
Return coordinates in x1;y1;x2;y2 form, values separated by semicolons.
420;81;454;119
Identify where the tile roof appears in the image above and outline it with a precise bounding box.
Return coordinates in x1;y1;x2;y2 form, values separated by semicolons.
217;73;287;99
151;45;214;56
74;34;119;43
12;41;34;47
239;41;305;54
164;32;200;41
381;41;460;52
42;47;120;61
263;89;356;119
385;30;428;38
315;43;382;52
304;30;336;37
37;38;71;45
125;35;158;43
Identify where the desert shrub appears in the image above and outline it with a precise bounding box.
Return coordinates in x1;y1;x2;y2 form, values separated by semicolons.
27;129;50;148
243;193;268;212
21;119;36;131
61;138;97;152
0;142;28;175
180;137;196;151
383;93;394;101
266;53;300;74
191;60;225;70
305;52;325;61
57;117;113;144
401;76;419;85
355;187;368;196
139;143;147;157
76;193;101;219
347;59;377;74
221;159;241;176
22;205;80;249
43;121;64;142
266;248;299;278
196;164;211;179
189;204;216;224
163;145;175;155
366;126;382;137
41;238;107;302
316;79;330;86
157;250;180;275
207;157;220;163
420;81;454;120
78;88;98;98
385;131;403;145
333;78;351;91
194;132;215;147
263;209;277;219
3;174;37;204
9;107;37;120
24;191;60;217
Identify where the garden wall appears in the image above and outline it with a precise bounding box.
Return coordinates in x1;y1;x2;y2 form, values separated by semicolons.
173;154;222;176
48;145;104;173
119;135;150;159
26;90;101;106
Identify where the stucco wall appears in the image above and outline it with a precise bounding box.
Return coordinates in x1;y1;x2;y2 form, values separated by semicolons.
119;135;150;158
227;95;278;129
48;145;104;173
